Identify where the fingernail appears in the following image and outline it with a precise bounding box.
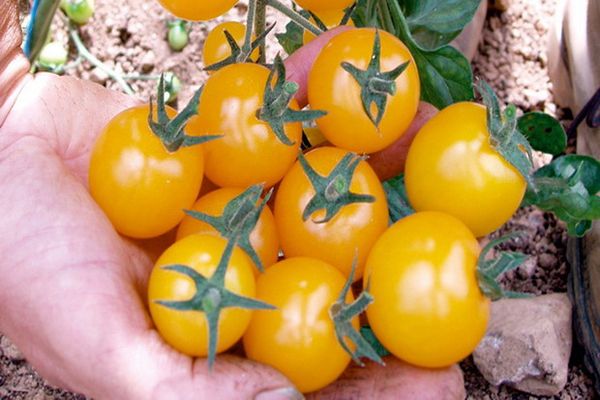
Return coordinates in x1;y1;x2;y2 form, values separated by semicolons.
254;387;304;400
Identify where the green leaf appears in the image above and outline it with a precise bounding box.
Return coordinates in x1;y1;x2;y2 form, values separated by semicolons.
400;0;481;50
387;2;474;109
275;9;310;55
383;174;414;223
524;155;600;237
351;0;379;28
410;44;474;109
517;112;567;156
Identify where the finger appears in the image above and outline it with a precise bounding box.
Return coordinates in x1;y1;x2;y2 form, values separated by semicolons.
307;357;465;400
367;102;438;181
131;348;302;400
285;26;353;108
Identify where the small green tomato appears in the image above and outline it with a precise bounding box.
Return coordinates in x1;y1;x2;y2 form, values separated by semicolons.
167;20;189;51
161;72;182;103
38;42;68;73
61;0;95;25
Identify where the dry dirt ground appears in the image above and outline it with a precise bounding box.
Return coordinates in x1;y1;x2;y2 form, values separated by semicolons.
1;0;597;399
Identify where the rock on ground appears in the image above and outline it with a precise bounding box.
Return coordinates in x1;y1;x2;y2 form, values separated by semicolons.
473;293;572;396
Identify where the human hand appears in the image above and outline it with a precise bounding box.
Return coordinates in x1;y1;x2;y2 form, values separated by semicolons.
0;6;454;398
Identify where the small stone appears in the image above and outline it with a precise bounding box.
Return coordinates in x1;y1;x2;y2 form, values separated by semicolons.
140;50;156;73
0;335;25;361
538;253;558;268
473;293;572;396
89;67;109;84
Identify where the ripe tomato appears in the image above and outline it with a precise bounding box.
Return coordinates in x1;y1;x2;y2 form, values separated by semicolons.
243;257;358;393
203;21;258;69
302;9;354;44
186;63;302;188
364;211;489;368
308;28;420;154
176;187;280;270
295;0;355;12
274;147;388;281
404;102;527;237
148;234;256;356
89;105;204;239
157;0;238;21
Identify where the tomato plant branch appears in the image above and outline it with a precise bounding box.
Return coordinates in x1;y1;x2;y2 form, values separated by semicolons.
251;0;267;63
376;0;394;34
68;23;135;96
266;0;323;36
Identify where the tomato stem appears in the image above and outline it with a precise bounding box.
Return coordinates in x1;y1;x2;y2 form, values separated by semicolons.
68;22;134;96
265;0;323;36
253;0;267;63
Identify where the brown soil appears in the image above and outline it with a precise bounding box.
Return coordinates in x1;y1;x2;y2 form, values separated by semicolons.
1;0;597;399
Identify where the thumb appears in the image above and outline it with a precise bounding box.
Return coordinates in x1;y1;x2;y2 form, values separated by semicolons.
149;354;303;400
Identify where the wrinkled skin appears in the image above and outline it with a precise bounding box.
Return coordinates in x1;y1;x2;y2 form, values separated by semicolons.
0;5;454;397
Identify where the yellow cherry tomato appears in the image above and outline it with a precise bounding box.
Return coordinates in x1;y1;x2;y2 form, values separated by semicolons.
274;147;388;281
186;63;302;188
157;0;238;21
203;21;259;70
295;0;355;12
365;211;489;368
148;234;256;356
404;102;527;237
176;187;280;270
302;9;355;44
89;105;204;239
308;28;420;153
243;257;358;393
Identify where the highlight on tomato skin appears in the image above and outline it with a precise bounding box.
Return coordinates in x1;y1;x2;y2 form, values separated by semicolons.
243;257;359;393
364;211;490;369
404;102;527;237
88;105;204;239
157;0;238;21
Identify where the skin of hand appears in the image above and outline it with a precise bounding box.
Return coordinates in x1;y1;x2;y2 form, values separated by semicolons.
0;2;441;398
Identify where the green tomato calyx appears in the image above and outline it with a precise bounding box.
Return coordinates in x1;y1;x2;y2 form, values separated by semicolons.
148;74;221;153
184;184;272;273
258;55;327;146
299;151;375;223
156;239;275;370
476;233;530;301
342;29;410;128
329;259;384;367
477;80;535;187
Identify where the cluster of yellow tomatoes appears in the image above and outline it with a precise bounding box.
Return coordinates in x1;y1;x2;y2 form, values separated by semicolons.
88;0;529;393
